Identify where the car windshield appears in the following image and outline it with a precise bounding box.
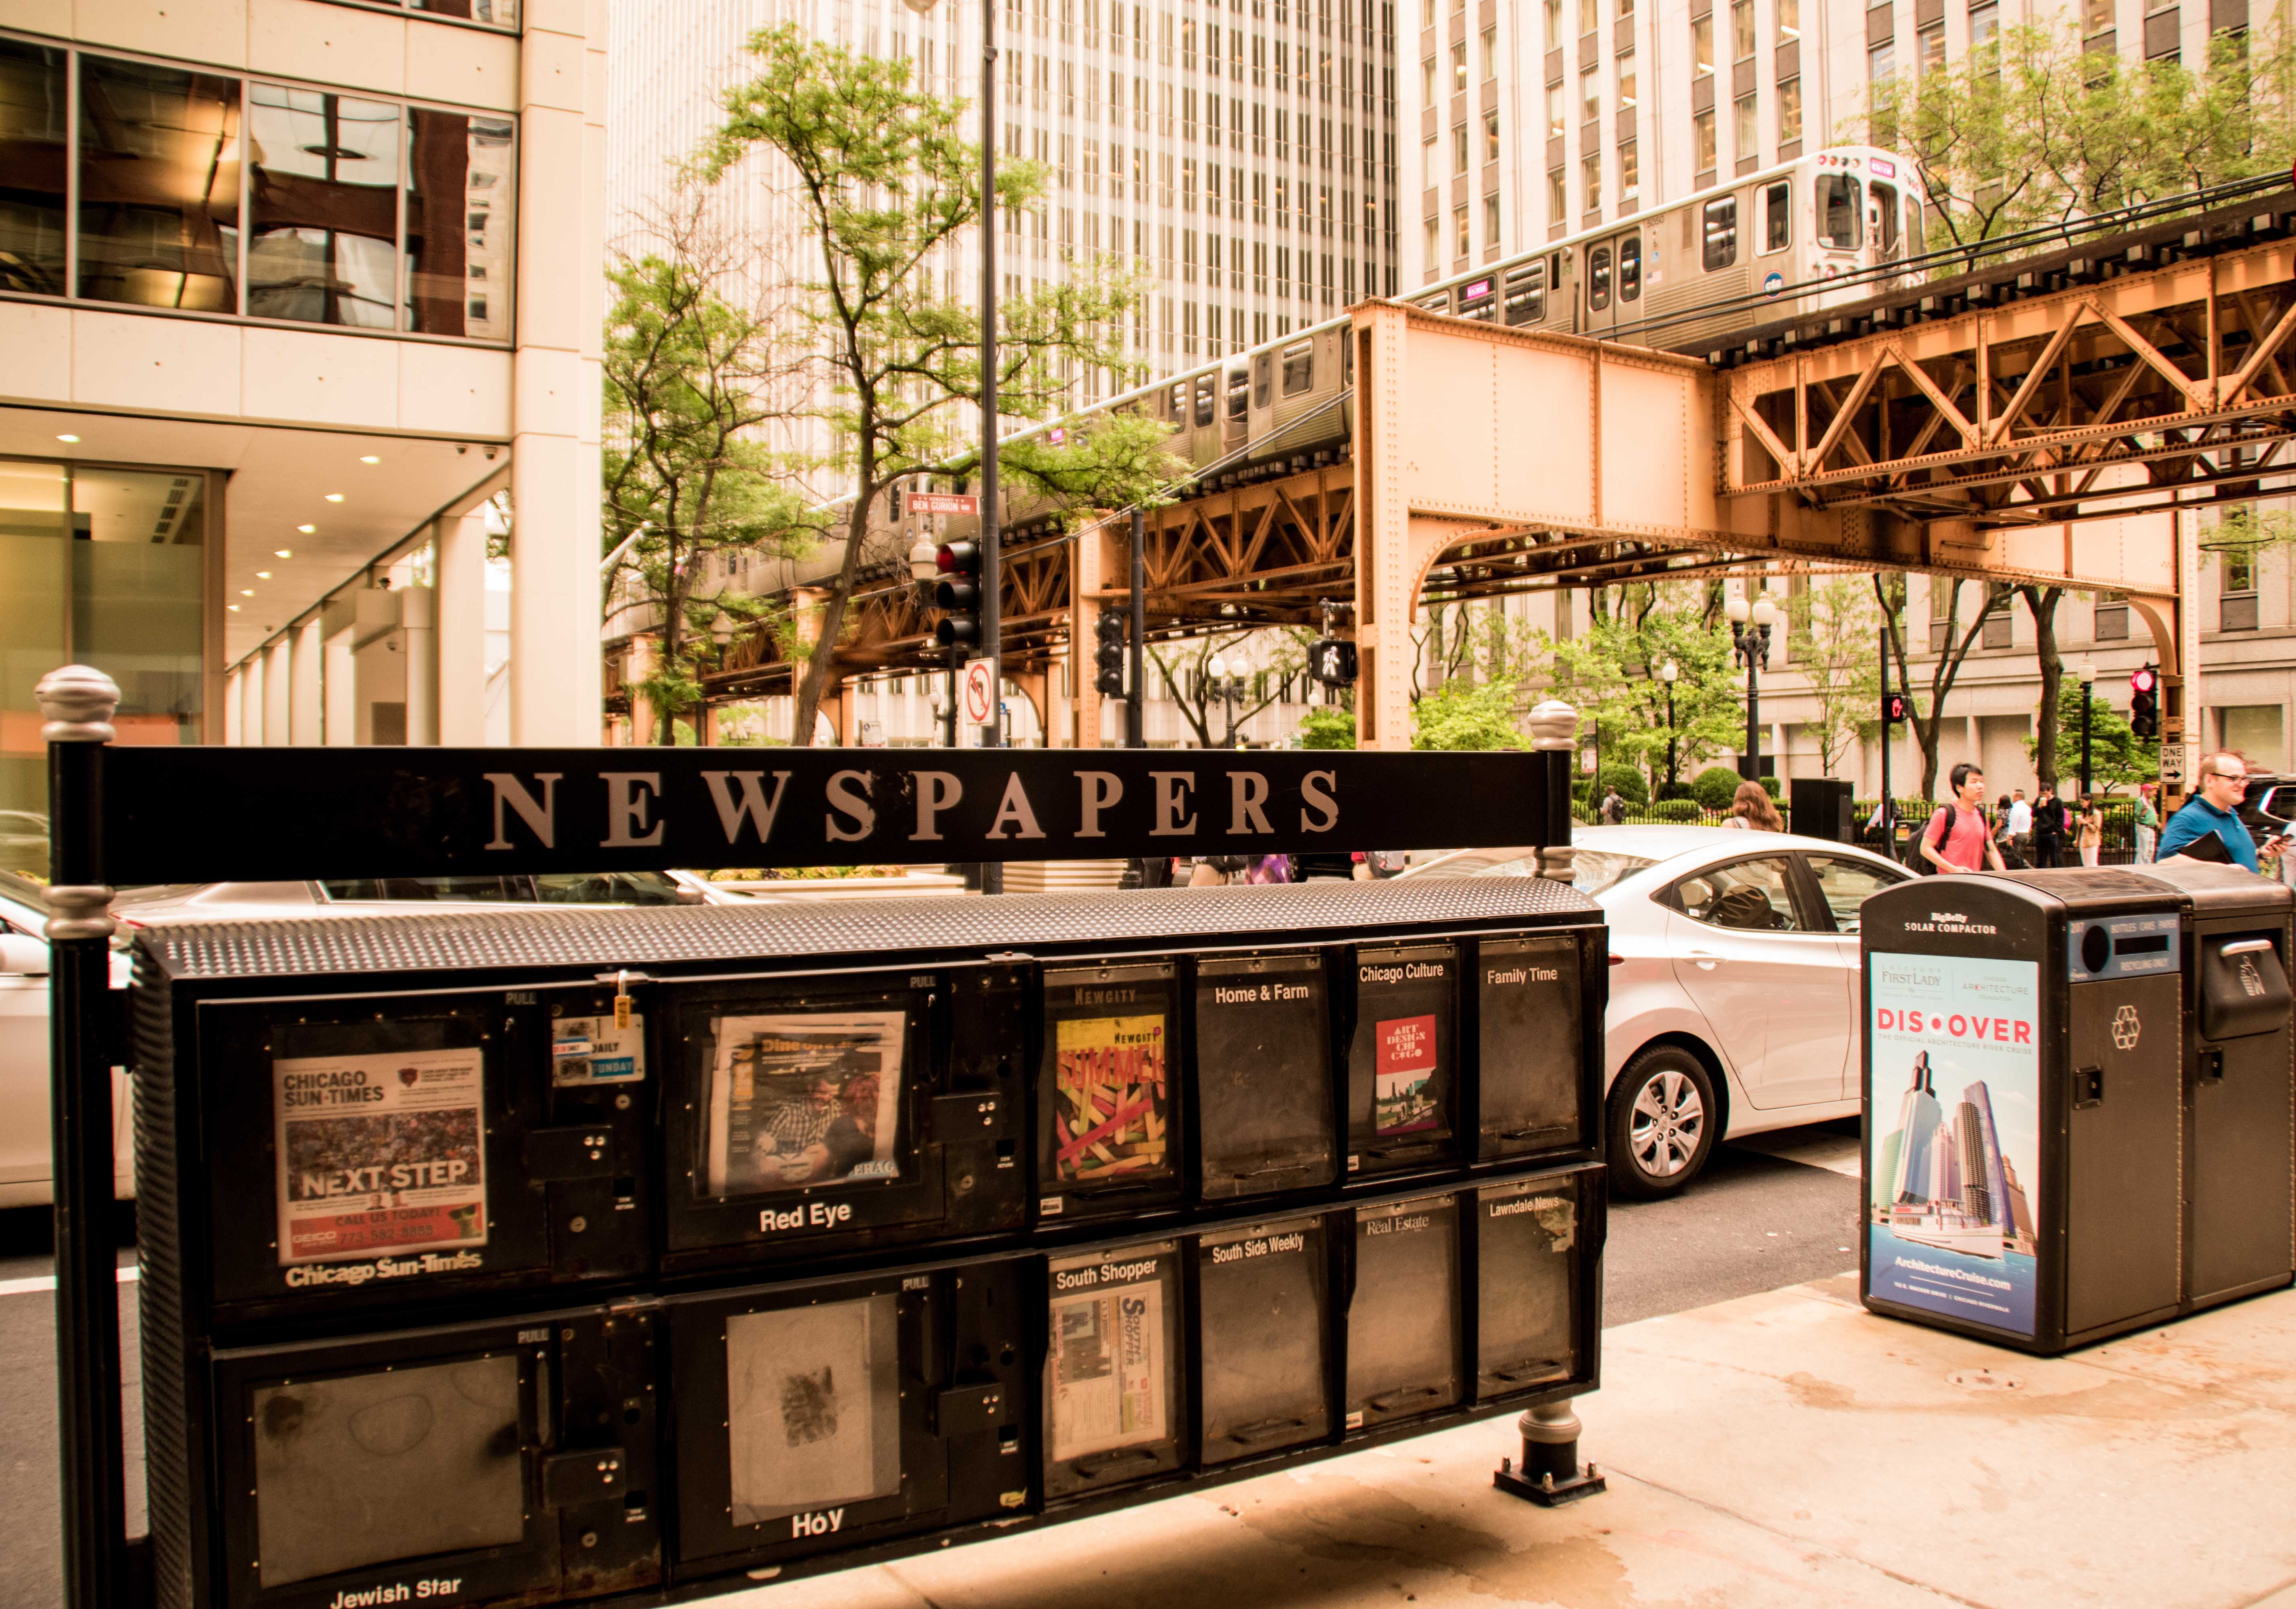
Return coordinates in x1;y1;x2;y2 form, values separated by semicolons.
1424;847;1654;897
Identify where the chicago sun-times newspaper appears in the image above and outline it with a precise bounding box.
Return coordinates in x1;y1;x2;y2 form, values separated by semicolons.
274;1047;488;1267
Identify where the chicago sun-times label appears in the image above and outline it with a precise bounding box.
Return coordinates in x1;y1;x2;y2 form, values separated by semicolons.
274;1047;490;1272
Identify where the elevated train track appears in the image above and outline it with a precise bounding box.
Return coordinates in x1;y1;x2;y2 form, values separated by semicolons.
705;175;2296;769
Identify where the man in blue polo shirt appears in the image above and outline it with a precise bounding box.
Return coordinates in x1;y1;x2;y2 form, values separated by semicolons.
2157;752;2284;872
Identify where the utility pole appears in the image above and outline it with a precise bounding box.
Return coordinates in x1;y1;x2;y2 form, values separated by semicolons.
976;0;1002;892
1127;509;1146;748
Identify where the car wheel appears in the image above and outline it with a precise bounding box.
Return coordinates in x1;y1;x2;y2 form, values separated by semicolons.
1606;1045;1718;1200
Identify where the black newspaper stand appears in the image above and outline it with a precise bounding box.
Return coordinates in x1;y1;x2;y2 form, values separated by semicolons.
132;886;1608;1607
1861;869;2295;1357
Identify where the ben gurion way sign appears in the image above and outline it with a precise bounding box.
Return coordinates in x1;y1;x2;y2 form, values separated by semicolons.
92;746;1562;883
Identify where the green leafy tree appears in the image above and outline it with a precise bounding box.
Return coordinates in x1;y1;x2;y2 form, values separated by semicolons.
1876;572;2003;800
1411;678;1525;750
1857;23;2296;264
2026;683;2158;793
701;25;1169;747
1691;766;1746;812
602;202;823;743
1786;578;1881;779
2018;584;2068;794
1530;586;1742;792
1148;630;1310;747
1298;705;1356;749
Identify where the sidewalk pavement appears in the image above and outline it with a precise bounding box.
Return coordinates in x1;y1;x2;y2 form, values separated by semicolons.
725;1272;2296;1609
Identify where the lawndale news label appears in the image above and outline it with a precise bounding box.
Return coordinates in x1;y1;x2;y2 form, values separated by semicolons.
1866;952;2043;1338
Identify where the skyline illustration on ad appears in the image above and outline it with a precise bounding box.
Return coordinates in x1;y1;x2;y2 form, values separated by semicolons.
1868;953;2041;1338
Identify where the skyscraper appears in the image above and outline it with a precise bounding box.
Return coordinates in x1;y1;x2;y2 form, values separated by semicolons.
1887;1051;1941;1208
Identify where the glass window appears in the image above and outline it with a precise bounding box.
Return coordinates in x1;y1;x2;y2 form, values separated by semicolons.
1731;0;1755;57
1483;190;1499;242
1869;36;1896;81
1504;259;1545;323
1806;857;1901;933
0;39;69;296
1453;202;1469;258
1760;178;1790;251
1582;150;1601;210
1779;74;1802;144
1485;108;1500;161
1481;25;1497;76
1618;230;1640;300
1872;178;1900;257
1693;107;1716;171
1546;80;1566;136
1453;121;1468;172
1617;48;1637;107
1691;12;1714;74
2083;0;2114;32
1619;139;1638;202
1281;337;1314;392
1580;63;1599;121
1452;40;1467;92
1422;135;1438;187
1734;92;1757;158
1918;22;1945;70
1670;857;1803;932
1817;172;1862;248
1701;196;1736;268
1422;215;1440;274
1778;0;1798;37
1543;0;1563;47
406;109;514;338
1578;0;1599;33
1422;56;1436;101
355;0;519;26
1586;242;1611;309
1547;166;1567;215
247;84;402;328
1969;0;1998;44
76;53;241;312
2225;546;2257;592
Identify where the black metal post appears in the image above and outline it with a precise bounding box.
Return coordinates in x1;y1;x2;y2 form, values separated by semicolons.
2080;682;2094;796
1663;682;1675;792
1127;509;1145;749
39;665;124;1609
1879;625;1894;854
1734;617;1771;780
977;0;1003;892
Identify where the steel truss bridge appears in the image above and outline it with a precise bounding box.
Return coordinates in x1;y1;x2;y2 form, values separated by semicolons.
705;187;2296;772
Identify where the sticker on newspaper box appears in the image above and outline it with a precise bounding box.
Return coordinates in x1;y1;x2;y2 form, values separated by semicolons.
553;1013;646;1086
274;1047;488;1267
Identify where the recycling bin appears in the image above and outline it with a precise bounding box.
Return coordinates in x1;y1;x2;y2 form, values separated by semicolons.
2129;860;2296;1307
1862;871;2187;1354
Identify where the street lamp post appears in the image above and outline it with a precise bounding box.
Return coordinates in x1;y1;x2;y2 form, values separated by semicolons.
1724;591;1780;782
2075;660;2097;797
1205;652;1245;748
1658;658;1679;793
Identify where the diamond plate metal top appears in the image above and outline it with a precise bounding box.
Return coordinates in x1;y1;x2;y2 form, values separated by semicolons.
137;879;1597;981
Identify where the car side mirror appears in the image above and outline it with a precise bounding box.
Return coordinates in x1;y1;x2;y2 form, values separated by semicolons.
0;932;50;977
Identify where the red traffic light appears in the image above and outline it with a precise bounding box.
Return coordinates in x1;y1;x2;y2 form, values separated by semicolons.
2130;664;2157;695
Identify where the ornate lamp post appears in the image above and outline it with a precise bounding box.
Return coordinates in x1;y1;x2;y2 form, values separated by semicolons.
1724;591;1780;781
1658;657;1679;792
2075;658;2097;796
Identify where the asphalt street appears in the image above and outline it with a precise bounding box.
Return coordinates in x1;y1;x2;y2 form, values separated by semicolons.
0;1123;1862;1607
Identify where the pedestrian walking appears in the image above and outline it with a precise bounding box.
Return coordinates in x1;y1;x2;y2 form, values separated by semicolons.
2076;796;2103;867
2134;784;2159;864
2033;790;2067;868
1918;763;2008;874
1721;780;1783;832
1599;784;1626;825
2008;789;2033;861
2158;754;2284;874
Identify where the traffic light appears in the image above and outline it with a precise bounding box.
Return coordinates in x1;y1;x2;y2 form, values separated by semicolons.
1094;609;1129;698
2129;663;2159;739
1880;690;1909;725
932;540;981;650
1308;636;1358;687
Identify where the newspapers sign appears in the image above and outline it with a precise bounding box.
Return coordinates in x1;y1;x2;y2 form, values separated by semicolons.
274;1047;488;1270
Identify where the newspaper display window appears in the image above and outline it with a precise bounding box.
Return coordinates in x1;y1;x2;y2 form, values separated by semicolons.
1476;936;1584;1157
249;1352;526;1587
725;1294;904;1529
1345;1194;1461;1430
1037;964;1180;1216
701;1007;910;1200
272;1035;490;1270
1475;1175;1581;1397
1196;1215;1330;1463
1044;1240;1184;1498
1344;944;1457;1176
1195;954;1336;1199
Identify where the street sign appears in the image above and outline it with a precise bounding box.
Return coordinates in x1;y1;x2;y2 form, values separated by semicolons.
912;492;979;516
962;657;996;727
2160;741;2186;784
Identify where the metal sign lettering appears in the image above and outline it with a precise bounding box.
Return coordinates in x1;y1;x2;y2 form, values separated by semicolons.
911;492;979;515
95;746;1557;883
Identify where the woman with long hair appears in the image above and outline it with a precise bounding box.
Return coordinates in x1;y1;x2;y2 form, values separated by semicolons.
1721;779;1784;832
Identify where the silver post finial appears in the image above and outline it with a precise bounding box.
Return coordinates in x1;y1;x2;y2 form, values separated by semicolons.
1527;698;1578;751
35;666;120;745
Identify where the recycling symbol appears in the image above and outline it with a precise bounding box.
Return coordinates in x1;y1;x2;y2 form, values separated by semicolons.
2112;1003;2142;1050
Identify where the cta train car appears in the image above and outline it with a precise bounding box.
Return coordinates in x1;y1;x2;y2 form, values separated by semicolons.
1123;144;1922;494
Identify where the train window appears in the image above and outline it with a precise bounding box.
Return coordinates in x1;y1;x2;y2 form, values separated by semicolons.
1760;181;1791;254
1194;373;1216;426
1618;235;1641;302
1872;180;1901;259
1817;173;1861;250
1905;196;1924;258
1586;245;1612;311
1701;199;1738;271
1503;261;1546;325
1225;368;1249;421
1167;382;1187;420
1253;352;1273;409
1416;292;1450;314
1281;339;1315;395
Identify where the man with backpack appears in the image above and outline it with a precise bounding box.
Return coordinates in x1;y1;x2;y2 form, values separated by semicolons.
1917;762;2007;875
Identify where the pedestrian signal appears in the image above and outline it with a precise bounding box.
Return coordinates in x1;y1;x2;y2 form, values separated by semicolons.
1308;637;1358;687
933;541;982;649
1880;691;1909;725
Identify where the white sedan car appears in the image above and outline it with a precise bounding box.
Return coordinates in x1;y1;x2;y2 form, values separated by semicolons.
1402;825;1911;1198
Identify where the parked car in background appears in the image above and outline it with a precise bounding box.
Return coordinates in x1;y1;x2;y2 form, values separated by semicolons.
1399;825;1912;1198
